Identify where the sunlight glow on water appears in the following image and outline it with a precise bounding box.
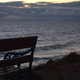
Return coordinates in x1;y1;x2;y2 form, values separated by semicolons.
0;20;80;64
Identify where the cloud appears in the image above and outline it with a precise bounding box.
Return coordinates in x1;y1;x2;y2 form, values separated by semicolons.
5;15;20;19
0;1;80;21
58;1;80;8
0;1;24;7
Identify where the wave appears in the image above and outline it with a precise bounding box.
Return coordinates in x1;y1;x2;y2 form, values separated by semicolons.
34;55;63;62
37;41;76;50
34;57;51;60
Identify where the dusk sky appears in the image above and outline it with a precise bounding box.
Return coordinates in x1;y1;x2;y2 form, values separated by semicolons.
0;0;80;21
0;0;80;3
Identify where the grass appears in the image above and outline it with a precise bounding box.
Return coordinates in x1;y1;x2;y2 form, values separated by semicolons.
33;51;80;80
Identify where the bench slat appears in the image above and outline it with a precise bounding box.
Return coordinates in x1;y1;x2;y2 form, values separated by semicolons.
0;36;37;52
0;67;29;76
0;55;31;68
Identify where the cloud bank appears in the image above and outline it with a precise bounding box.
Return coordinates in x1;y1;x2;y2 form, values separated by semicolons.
0;1;80;21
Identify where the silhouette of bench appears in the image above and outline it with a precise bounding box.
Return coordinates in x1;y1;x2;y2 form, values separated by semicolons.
0;36;38;80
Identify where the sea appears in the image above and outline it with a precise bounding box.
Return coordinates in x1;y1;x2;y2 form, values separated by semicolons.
0;20;80;66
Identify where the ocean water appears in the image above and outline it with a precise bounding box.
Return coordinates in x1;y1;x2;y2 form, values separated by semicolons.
0;20;80;65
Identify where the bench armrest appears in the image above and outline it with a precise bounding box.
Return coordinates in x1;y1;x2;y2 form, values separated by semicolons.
4;48;32;59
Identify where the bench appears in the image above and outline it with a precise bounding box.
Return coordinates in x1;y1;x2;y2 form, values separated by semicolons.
0;36;38;80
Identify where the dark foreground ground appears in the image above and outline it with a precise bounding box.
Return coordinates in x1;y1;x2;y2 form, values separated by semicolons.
33;52;80;80
0;52;80;80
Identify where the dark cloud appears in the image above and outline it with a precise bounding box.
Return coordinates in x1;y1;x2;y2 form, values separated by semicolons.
57;1;80;8
0;1;80;21
0;1;24;7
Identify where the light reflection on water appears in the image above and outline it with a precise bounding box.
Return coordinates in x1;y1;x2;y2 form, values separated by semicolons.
0;20;80;65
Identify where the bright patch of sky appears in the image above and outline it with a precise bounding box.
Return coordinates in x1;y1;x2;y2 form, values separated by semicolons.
0;0;80;3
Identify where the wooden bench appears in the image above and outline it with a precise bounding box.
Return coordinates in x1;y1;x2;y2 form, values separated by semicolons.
0;36;38;80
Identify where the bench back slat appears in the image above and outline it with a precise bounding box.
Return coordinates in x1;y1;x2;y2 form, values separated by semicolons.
0;36;37;52
0;55;31;68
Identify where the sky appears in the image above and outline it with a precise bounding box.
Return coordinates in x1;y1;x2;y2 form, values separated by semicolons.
0;0;80;3
0;1;80;21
